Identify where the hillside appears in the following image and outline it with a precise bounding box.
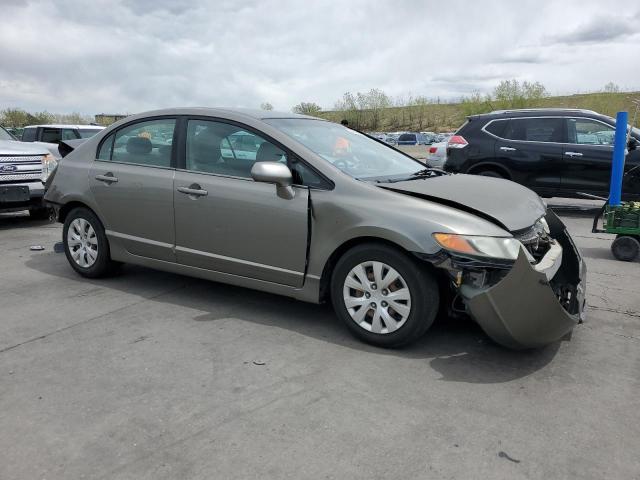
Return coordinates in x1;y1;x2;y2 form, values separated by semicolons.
319;91;640;132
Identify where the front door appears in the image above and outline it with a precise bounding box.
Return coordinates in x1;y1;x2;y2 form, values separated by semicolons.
562;117;616;196
89;117;177;262
173;118;309;287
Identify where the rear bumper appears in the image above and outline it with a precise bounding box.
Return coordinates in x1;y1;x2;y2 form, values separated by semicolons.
459;210;586;349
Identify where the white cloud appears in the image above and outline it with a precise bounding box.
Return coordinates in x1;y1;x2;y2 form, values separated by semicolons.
0;0;638;115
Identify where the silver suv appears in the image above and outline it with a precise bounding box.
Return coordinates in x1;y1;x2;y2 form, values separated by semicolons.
0;126;56;218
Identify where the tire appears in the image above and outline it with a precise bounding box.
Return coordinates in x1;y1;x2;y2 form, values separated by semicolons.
475;169;505;179
330;243;439;348
62;207;118;278
29;206;51;220
611;235;640;262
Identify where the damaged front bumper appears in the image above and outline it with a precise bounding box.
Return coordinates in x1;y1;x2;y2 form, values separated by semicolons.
457;210;587;349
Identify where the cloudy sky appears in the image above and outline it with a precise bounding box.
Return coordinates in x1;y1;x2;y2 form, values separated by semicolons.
1;0;639;115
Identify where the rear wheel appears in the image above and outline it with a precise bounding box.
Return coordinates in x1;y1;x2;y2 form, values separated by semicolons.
330;243;439;348
62;207;118;277
611;235;640;262
475;169;505;179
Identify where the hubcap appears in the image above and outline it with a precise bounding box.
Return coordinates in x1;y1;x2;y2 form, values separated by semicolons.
67;218;98;268
342;261;412;334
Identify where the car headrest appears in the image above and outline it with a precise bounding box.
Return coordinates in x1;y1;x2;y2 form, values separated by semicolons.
126;136;152;154
256;142;285;163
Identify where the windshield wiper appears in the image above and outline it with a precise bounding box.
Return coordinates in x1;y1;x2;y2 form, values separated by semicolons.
410;167;447;178
381;168;447;183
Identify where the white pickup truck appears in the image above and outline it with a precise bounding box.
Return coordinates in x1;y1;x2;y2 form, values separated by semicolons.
0;126;57;218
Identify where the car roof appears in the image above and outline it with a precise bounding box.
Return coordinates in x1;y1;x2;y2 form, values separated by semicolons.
469;108;603;120
112;107;322;123
23;124;105;129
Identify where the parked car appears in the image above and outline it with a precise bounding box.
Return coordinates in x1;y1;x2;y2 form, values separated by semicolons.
420;132;437;144
445;108;640;199
425;141;448;168
0;125;56;218
45;108;586;350
397;133;428;145
384;133;399;145
21;124;104;144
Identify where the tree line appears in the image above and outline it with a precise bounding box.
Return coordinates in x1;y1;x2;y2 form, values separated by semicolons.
0;108;93;128
2;81;633;132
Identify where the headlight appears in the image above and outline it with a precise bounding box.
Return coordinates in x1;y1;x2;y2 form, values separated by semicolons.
537;217;550;235
41;154;58;182
433;233;527;260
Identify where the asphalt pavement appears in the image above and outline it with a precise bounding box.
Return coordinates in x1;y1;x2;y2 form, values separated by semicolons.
0;210;638;479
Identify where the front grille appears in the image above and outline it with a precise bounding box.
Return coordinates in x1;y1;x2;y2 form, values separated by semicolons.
0;155;43;182
0;155;44;163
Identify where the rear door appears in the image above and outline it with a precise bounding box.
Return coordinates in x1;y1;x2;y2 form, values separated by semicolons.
562;117;615;195
88;117;177;261
173;118;309;287
495;117;565;192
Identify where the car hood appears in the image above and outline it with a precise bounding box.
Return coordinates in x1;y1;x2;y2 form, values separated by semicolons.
0;139;49;156
380;174;546;232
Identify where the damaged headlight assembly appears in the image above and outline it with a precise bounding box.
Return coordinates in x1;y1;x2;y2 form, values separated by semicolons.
432;232;533;261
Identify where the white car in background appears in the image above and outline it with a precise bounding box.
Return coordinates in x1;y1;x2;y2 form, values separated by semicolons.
425;141;448;168
21;124;105;158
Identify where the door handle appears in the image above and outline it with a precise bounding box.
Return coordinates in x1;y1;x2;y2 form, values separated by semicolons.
500;146;516;152
177;184;208;197
565;152;583;157
95;173;118;184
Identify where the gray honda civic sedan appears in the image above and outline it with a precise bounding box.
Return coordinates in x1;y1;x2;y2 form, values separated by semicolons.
44;108;586;349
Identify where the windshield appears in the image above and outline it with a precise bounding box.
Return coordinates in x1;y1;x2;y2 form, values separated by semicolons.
264;119;426;181
78;128;103;138
0;126;15;141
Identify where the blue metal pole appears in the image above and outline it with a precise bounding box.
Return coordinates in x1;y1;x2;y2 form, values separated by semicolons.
609;111;628;206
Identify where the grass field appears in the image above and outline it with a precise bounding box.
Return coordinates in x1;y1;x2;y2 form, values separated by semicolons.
319;91;640;132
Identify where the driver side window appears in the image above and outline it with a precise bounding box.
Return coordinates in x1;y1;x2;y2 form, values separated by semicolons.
185;120;286;178
567;118;615;145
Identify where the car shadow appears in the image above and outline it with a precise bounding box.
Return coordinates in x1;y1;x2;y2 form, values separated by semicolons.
0;211;53;230
24;250;563;384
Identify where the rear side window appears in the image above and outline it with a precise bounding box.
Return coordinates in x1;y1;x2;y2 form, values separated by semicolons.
398;134;416;141
97;133;114;160
61;129;79;140
503;118;564;143
41;128;62;144
22;127;36;142
109;119;176;167
484;119;508;137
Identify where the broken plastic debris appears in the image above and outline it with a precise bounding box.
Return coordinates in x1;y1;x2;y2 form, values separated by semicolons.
29;245;45;251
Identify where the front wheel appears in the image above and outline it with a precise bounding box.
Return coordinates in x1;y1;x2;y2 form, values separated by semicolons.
475;169;505;179
62;207;118;278
331;243;439;348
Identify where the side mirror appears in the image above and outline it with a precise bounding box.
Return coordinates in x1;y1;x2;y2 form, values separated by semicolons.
250;161;295;199
628;137;638;151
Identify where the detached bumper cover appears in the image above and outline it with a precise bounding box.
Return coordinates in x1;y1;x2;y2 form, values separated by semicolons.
461;211;586;349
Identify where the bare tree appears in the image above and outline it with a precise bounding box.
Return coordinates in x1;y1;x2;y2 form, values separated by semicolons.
292;102;322;116
260;102;274;111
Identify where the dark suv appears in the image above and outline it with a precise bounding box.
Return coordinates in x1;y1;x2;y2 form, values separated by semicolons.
444;109;640;199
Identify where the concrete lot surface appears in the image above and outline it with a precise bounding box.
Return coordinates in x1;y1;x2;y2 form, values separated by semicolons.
1;210;639;479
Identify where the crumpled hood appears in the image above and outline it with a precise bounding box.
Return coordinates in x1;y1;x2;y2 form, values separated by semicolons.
381;174;546;232
0;139;49;156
